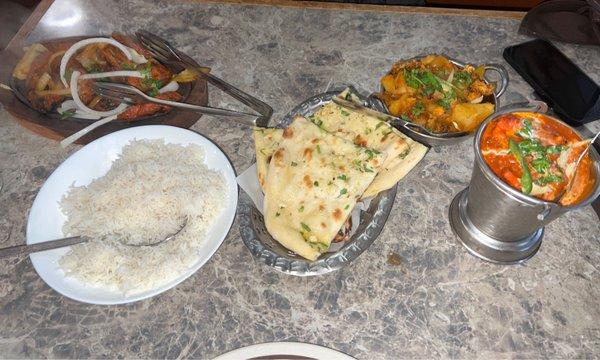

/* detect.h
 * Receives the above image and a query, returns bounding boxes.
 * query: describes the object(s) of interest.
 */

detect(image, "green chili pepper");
[509,138,532,195]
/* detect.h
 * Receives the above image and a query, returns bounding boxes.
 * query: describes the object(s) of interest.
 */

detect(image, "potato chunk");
[451,103,494,132]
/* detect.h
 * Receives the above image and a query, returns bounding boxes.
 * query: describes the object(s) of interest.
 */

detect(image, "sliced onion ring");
[59,99,77,112]
[159,81,179,94]
[58,100,102,119]
[125,46,147,64]
[70,71,128,117]
[470,95,484,104]
[79,70,144,80]
[60,38,132,86]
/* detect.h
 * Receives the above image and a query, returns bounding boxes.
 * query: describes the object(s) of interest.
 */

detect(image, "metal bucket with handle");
[449,102,600,264]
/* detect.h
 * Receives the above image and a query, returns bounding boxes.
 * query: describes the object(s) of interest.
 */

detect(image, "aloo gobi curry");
[378,55,495,134]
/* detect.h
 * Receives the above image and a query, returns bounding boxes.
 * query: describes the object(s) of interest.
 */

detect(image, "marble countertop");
[1,0,599,358]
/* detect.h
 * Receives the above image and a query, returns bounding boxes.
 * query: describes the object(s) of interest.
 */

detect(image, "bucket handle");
[496,99,548,114]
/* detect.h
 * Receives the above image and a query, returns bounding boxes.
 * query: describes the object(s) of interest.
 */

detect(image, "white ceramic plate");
[26,125,238,305]
[214,342,355,360]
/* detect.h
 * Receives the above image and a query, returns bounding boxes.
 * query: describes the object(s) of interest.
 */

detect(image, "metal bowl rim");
[472,108,600,209]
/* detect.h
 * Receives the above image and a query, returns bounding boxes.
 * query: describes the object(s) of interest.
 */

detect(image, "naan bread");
[253,93,428,198]
[312,99,428,198]
[253,127,283,189]
[263,116,385,261]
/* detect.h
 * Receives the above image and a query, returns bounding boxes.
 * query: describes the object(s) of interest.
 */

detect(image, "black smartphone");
[503,39,600,126]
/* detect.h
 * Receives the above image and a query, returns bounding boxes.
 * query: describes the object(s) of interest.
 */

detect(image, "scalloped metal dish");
[239,86,397,276]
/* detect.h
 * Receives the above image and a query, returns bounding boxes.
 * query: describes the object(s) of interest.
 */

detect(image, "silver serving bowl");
[239,86,397,276]
[371,55,509,147]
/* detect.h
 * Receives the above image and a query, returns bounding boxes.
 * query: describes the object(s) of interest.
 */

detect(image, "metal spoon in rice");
[0,217,188,259]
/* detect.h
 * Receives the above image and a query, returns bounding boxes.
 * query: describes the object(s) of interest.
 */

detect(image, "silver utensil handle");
[204,73,273,118]
[0,236,88,258]
[168,47,273,121]
[147,97,260,127]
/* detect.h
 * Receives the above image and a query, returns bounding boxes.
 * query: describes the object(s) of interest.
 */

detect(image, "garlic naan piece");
[253,127,283,189]
[311,97,427,198]
[253,101,427,198]
[263,116,385,261]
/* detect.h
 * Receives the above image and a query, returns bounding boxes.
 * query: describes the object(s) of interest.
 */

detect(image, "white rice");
[58,139,227,294]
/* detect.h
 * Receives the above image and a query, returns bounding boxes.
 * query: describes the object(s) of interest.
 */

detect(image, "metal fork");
[93,82,261,127]
[135,30,273,126]
[0,217,188,258]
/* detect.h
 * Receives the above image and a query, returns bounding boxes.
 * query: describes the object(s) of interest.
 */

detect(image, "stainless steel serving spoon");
[0,217,188,259]
[331,96,470,138]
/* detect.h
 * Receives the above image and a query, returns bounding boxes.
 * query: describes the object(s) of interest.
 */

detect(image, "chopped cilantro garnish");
[420,71,443,96]
[546,145,566,154]
[364,148,380,160]
[518,138,545,156]
[298,205,304,212]
[400,115,412,123]
[122,62,136,70]
[412,102,425,116]
[365,149,375,160]
[141,64,163,96]
[314,181,319,186]
[316,144,321,154]
[340,109,350,116]
[404,69,442,96]
[291,161,298,166]
[438,89,455,111]
[517,119,534,138]
[452,71,472,89]
[311,116,323,127]
[344,204,350,210]
[59,109,76,120]
[344,92,352,101]
[309,242,329,252]
[301,222,311,232]
[398,148,410,159]
[404,69,420,88]
[531,157,551,174]
[84,64,102,73]
[535,174,563,185]
[338,188,348,197]
[352,159,374,173]
[275,212,280,217]
[338,174,349,181]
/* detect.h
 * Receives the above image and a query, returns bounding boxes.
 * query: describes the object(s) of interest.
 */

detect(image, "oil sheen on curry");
[480,112,595,206]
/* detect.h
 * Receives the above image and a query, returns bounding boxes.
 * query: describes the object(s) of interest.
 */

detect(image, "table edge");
[180,0,526,19]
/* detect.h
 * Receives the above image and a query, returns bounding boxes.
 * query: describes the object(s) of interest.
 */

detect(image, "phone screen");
[503,39,600,125]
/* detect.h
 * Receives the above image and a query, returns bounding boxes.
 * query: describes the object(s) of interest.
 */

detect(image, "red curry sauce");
[480,112,595,206]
